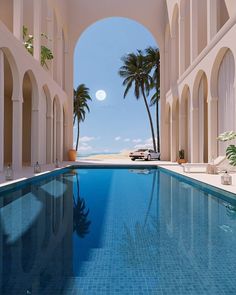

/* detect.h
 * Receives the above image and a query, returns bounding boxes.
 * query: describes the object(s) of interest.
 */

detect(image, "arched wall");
[217,49,235,155]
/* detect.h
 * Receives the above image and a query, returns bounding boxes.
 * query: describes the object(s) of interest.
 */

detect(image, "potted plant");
[68,149,77,161]
[177,149,186,164]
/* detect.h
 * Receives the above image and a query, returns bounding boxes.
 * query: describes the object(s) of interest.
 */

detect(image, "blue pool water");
[0,167,236,294]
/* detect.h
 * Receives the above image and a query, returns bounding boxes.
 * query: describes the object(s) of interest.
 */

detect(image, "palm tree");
[73,84,92,151]
[118,51,157,152]
[145,47,160,153]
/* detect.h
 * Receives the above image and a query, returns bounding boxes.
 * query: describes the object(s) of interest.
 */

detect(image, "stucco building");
[0,0,235,170]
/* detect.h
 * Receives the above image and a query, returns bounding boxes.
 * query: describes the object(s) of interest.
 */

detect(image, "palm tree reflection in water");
[121,169,159,267]
[73,174,91,238]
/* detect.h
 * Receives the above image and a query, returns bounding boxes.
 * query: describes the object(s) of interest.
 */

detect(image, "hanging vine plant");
[23,25,54,69]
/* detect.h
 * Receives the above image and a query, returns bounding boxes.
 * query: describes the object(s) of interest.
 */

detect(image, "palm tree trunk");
[156,93,160,154]
[141,85,157,152]
[76,120,80,151]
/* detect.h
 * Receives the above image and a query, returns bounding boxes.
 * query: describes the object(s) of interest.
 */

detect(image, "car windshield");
[137,149,147,152]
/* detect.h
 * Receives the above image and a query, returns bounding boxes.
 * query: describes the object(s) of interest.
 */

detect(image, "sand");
[81,150,131,160]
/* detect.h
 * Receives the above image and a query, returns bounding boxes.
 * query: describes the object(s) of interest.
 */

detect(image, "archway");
[192,72,208,162]
[53,96,62,162]
[217,49,235,155]
[43,85,53,164]
[180,86,190,161]
[2,51,13,166]
[73,17,159,157]
[22,70,39,166]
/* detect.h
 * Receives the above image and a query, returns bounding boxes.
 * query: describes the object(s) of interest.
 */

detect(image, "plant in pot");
[218,131,236,166]
[177,149,186,164]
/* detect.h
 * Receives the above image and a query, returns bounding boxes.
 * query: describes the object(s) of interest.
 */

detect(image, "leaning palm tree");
[73,84,92,151]
[145,47,160,153]
[118,51,157,152]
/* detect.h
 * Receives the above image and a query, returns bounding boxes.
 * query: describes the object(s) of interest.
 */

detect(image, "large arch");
[2,51,13,166]
[217,49,235,155]
[0,48,21,171]
[192,71,208,163]
[22,70,39,166]
[211,48,236,157]
[179,86,190,162]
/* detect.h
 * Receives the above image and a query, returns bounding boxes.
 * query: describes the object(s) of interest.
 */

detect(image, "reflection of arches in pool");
[21,186,37,273]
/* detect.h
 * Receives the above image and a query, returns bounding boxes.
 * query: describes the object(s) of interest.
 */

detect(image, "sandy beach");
[80,150,131,160]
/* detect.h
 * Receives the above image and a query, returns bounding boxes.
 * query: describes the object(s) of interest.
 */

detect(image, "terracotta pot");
[68,149,77,161]
[177,158,187,164]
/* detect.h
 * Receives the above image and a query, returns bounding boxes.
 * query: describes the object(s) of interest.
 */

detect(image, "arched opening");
[22,72,32,165]
[164,25,171,92]
[172,99,179,161]
[42,85,53,164]
[53,96,62,162]
[217,0,229,32]
[63,107,66,161]
[171,5,179,83]
[217,49,235,155]
[74,17,159,157]
[193,72,208,163]
[180,86,190,161]
[22,70,39,166]
[179,0,190,73]
[0,0,13,33]
[3,51,13,165]
[198,73,208,162]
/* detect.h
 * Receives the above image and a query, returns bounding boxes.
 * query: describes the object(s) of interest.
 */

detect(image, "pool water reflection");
[0,167,236,294]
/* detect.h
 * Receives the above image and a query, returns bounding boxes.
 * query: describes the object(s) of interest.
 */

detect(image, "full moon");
[96,90,107,101]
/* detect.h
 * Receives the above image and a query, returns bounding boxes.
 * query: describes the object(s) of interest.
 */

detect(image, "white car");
[129,149,160,161]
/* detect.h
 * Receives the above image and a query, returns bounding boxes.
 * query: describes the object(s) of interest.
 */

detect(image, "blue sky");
[74,17,158,155]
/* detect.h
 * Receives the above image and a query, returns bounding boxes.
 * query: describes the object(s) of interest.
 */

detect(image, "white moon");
[96,90,107,101]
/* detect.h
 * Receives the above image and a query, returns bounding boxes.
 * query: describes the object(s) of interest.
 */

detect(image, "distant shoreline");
[78,150,131,160]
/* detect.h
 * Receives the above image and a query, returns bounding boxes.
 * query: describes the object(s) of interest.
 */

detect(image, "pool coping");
[158,166,236,204]
[0,162,236,204]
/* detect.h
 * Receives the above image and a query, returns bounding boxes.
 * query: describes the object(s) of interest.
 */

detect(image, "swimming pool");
[0,166,236,294]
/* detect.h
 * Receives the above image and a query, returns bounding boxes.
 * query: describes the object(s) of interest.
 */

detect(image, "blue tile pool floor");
[0,167,236,294]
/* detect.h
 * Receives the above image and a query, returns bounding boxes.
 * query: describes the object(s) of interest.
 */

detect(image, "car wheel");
[131,158,135,161]
[147,154,151,161]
